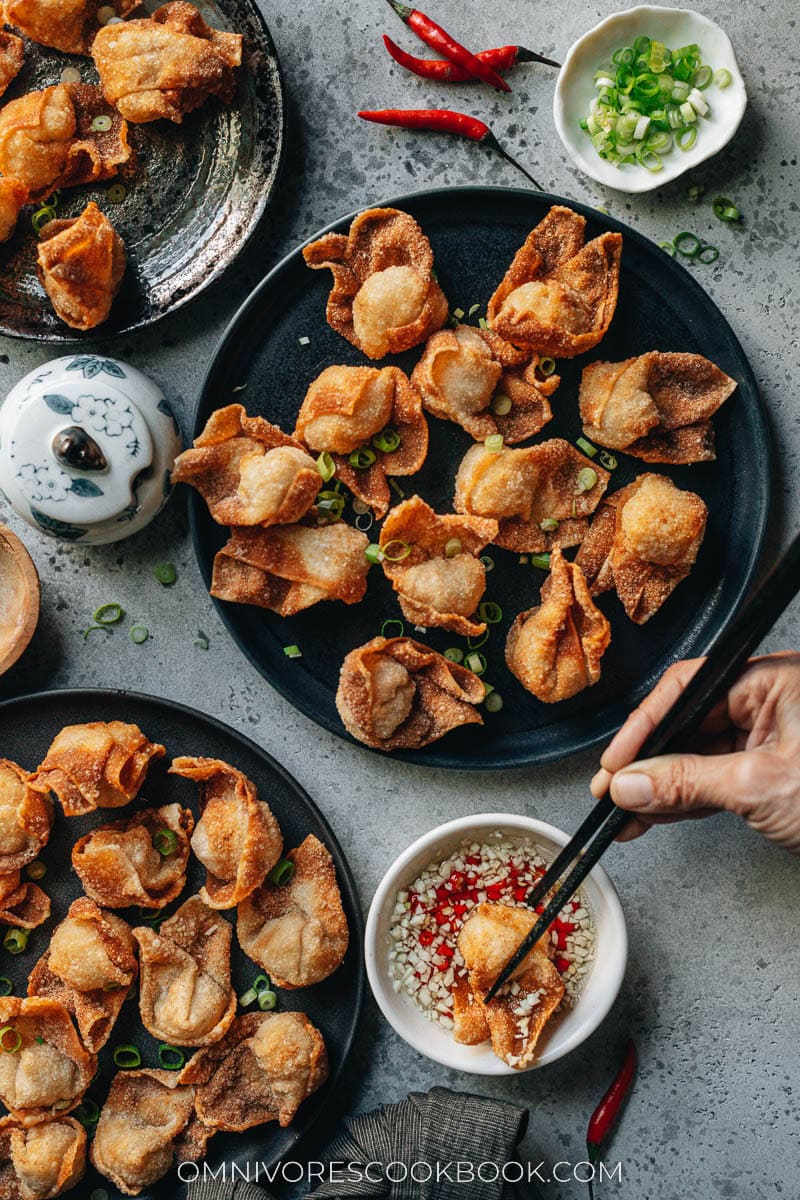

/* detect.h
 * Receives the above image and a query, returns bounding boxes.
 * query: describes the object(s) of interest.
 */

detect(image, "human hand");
[591,652,800,854]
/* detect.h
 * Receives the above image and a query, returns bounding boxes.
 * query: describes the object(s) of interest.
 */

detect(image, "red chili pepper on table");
[383,34,560,80]
[385,0,511,92]
[357,109,542,190]
[585,1040,638,1200]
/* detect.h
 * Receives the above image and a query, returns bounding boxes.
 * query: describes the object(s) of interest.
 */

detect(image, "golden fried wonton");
[5,0,135,54]
[72,803,194,909]
[169,756,282,910]
[27,898,136,1053]
[0,1114,86,1200]
[458,903,564,1069]
[0,177,28,243]
[576,473,707,624]
[487,205,622,358]
[336,636,485,752]
[0,997,96,1125]
[378,495,498,637]
[506,547,610,703]
[451,973,490,1046]
[0,759,53,875]
[37,201,126,331]
[0,871,50,930]
[92,1,243,125]
[411,324,559,443]
[303,206,449,359]
[454,438,609,554]
[0,31,24,97]
[91,1069,195,1196]
[211,521,371,616]
[171,403,322,528]
[30,720,165,817]
[294,364,428,519]
[579,351,737,463]
[133,895,237,1047]
[237,834,349,990]
[179,1011,328,1131]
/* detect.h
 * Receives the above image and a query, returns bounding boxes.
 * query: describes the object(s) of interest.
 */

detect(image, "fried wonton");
[0,760,53,876]
[451,973,490,1046]
[454,438,609,554]
[487,205,622,358]
[133,895,236,1047]
[211,522,371,616]
[37,201,126,331]
[506,547,610,703]
[27,899,136,1053]
[237,835,349,990]
[377,495,498,637]
[72,803,194,909]
[179,1011,328,1131]
[0,177,28,243]
[458,903,564,1069]
[0,872,50,930]
[294,364,428,519]
[30,720,165,818]
[0,1115,86,1200]
[303,206,449,359]
[0,83,131,203]
[169,756,282,910]
[5,0,135,54]
[575,473,707,624]
[411,324,559,443]
[92,1,243,125]
[336,636,485,752]
[0,31,24,97]
[0,998,96,1125]
[91,1069,195,1196]
[171,404,321,528]
[579,351,737,463]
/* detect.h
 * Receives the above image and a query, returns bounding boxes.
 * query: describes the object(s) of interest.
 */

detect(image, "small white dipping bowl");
[365,814,627,1075]
[553,5,747,193]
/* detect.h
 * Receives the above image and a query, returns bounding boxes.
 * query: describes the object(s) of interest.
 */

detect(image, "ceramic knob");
[0,354,182,544]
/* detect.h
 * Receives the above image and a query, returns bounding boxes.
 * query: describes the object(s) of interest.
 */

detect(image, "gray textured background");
[2,0,799,1196]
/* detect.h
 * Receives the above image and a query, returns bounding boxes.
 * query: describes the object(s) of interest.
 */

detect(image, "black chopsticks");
[484,529,800,1003]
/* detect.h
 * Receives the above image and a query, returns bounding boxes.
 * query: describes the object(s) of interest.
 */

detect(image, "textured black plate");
[191,186,771,771]
[0,0,285,341]
[0,689,364,1199]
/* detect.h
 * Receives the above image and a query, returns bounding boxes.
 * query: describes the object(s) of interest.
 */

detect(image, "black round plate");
[0,0,285,341]
[0,689,364,1199]
[191,186,771,771]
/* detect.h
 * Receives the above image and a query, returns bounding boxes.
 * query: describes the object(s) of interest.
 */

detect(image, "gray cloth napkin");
[188,1086,539,1200]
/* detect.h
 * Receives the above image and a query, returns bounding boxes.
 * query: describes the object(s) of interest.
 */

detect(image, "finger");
[610,750,752,817]
[600,659,707,774]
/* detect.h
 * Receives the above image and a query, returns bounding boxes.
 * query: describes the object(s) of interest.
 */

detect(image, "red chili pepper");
[357,109,542,190]
[418,929,434,946]
[385,0,511,92]
[383,34,560,81]
[586,1041,638,1197]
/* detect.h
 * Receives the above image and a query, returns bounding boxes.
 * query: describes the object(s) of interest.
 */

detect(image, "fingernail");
[612,772,654,809]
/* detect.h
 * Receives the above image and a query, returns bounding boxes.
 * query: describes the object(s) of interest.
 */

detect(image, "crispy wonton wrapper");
[411,324,559,443]
[91,1068,195,1196]
[378,495,498,637]
[27,898,137,1053]
[0,177,28,243]
[37,201,126,331]
[454,439,609,553]
[5,0,135,54]
[0,997,96,1125]
[0,759,53,875]
[487,205,622,358]
[506,547,611,703]
[92,1,243,125]
[579,351,737,463]
[171,403,321,527]
[133,895,237,1047]
[458,903,564,1069]
[169,756,282,909]
[0,871,50,930]
[336,636,484,752]
[237,834,349,990]
[0,1115,86,1200]
[294,364,428,519]
[0,31,24,98]
[179,1011,328,1131]
[303,206,449,359]
[72,803,194,909]
[451,973,490,1046]
[30,720,165,817]
[211,521,371,616]
[575,473,708,624]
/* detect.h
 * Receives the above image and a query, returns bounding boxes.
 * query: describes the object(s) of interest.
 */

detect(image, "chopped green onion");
[365,544,384,565]
[26,861,46,880]
[348,447,376,469]
[539,517,559,533]
[82,625,110,640]
[477,601,502,624]
[153,828,178,856]
[268,858,295,886]
[194,631,209,650]
[697,243,720,264]
[257,989,278,1011]
[464,652,487,676]
[452,307,465,320]
[389,478,405,499]
[484,434,504,453]
[158,1044,185,1070]
[317,490,345,522]
[714,67,731,88]
[381,618,404,638]
[31,207,56,233]
[298,335,310,346]
[598,451,618,470]
[130,625,149,645]
[94,602,124,625]
[479,555,494,572]
[107,183,126,203]
[484,691,504,713]
[491,394,512,416]
[712,196,740,222]
[575,467,599,493]
[467,629,489,650]
[316,451,336,482]
[153,562,176,586]
[687,183,705,200]
[91,114,113,132]
[575,437,598,458]
[677,126,697,150]
[0,1026,22,1053]
[673,231,702,257]
[252,974,271,992]
[538,356,556,376]
[468,303,480,317]
[372,427,401,454]
[113,1044,141,1069]
[282,644,302,661]
[444,537,462,558]
[3,929,28,955]
[692,64,713,89]
[530,553,551,570]
[0,978,11,997]
[239,987,257,1007]
[36,1035,44,1043]
[478,317,488,329]
[381,539,411,563]
[75,1099,100,1126]
[444,647,464,664]
[659,241,676,256]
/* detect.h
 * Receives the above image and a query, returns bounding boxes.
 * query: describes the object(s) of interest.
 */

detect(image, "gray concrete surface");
[2,1,799,1195]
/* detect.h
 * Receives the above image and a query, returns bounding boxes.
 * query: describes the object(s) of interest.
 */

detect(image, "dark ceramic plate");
[0,0,285,341]
[0,689,364,1199]
[190,186,771,770]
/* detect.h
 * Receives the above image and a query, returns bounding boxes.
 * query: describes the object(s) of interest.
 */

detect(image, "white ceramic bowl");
[365,814,627,1075]
[553,6,747,193]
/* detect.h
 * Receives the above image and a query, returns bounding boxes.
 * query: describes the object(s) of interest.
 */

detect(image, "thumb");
[610,752,748,818]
